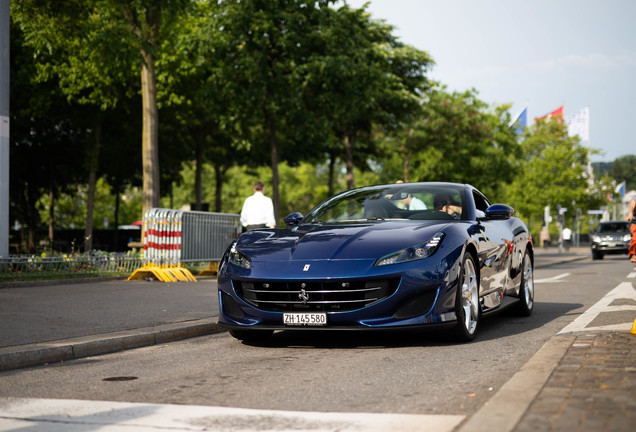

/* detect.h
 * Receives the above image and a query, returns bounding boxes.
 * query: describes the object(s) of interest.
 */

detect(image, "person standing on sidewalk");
[562,226,572,251]
[626,198,636,263]
[540,225,551,248]
[240,181,276,231]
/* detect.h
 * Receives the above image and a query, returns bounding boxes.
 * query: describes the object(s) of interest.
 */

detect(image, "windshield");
[304,184,465,223]
[597,222,629,233]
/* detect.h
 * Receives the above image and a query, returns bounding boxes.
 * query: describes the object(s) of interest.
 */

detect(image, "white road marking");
[627,272,636,278]
[558,282,636,334]
[0,397,465,432]
[535,273,570,284]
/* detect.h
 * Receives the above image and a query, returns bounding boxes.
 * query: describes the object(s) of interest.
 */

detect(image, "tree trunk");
[114,180,121,252]
[403,152,410,183]
[214,163,225,213]
[113,178,121,228]
[328,152,336,197]
[140,51,160,218]
[344,135,355,190]
[403,128,413,183]
[26,196,36,253]
[124,2,161,221]
[194,141,202,210]
[268,112,279,225]
[84,112,101,252]
[48,186,54,249]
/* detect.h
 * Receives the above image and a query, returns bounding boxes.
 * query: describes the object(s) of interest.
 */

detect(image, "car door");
[470,190,513,312]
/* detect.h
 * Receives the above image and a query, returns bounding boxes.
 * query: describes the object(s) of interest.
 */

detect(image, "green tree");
[157,0,245,213]
[213,0,338,223]
[504,119,599,236]
[13,0,191,239]
[9,20,89,252]
[609,155,636,192]
[12,0,138,249]
[307,5,432,190]
[381,85,520,199]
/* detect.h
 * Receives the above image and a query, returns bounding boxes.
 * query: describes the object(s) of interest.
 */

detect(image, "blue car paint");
[217,182,533,336]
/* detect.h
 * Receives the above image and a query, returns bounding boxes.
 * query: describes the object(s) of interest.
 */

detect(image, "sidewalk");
[2,246,634,431]
[515,332,636,431]
[0,277,221,371]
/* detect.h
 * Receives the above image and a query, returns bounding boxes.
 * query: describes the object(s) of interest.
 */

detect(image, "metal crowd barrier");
[0,255,142,281]
[128,208,241,282]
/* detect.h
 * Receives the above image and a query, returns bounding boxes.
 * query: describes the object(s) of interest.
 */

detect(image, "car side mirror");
[284,212,304,226]
[483,204,514,220]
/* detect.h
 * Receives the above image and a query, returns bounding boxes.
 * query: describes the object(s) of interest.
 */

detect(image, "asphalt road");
[0,256,631,419]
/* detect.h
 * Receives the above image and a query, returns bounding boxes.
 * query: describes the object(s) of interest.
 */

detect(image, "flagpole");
[587,107,592,179]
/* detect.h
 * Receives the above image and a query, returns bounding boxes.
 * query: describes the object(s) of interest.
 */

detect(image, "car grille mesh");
[233,279,399,312]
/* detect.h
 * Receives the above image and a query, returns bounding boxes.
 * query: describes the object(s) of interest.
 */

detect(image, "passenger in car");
[399,193,427,210]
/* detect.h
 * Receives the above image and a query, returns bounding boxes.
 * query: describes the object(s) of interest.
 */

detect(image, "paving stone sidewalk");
[514,332,636,432]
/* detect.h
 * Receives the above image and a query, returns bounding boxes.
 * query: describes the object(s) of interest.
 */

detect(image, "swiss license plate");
[283,312,327,326]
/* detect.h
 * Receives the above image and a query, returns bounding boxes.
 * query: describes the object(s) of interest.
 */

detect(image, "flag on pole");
[615,181,626,198]
[509,104,528,135]
[564,107,590,141]
[535,105,564,123]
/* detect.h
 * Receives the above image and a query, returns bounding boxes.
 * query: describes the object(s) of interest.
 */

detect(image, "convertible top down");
[218,182,534,342]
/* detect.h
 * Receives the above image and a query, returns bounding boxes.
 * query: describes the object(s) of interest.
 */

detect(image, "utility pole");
[0,0,10,258]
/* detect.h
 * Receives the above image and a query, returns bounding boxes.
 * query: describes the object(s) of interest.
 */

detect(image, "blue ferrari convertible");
[217,182,534,342]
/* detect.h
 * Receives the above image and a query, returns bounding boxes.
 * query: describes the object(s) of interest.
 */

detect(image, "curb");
[0,275,127,289]
[456,335,574,432]
[0,317,222,372]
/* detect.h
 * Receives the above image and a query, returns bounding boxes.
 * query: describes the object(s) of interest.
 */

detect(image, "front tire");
[451,254,480,342]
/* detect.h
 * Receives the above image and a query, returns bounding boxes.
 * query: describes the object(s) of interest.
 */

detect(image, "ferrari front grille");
[234,279,399,312]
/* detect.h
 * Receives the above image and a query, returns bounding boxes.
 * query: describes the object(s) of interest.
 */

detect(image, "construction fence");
[128,208,241,282]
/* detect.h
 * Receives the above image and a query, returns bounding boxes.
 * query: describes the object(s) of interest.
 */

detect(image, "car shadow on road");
[240,300,583,349]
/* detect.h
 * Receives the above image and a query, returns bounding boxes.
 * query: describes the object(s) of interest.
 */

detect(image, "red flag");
[535,105,564,123]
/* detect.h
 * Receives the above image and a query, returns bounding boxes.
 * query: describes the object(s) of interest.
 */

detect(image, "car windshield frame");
[303,184,467,223]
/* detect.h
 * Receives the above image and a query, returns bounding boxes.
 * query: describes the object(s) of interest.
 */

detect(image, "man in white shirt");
[240,181,276,230]
[562,226,572,251]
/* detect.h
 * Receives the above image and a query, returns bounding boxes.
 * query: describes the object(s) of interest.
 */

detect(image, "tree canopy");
[7,0,630,253]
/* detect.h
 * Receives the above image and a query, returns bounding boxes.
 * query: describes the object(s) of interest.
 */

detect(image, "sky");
[344,0,636,162]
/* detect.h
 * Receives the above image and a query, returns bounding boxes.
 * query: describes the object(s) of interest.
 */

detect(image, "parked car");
[217,182,534,343]
[590,220,631,260]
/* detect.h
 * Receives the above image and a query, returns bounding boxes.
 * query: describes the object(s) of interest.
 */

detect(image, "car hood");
[235,220,451,261]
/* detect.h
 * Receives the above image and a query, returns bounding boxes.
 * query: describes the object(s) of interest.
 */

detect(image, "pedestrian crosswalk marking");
[558,282,636,334]
[0,397,465,432]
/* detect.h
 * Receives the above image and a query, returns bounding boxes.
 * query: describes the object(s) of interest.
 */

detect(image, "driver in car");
[434,194,462,218]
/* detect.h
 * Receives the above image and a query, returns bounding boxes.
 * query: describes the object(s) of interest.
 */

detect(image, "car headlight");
[591,235,601,243]
[375,232,445,266]
[624,234,632,242]
[228,244,251,269]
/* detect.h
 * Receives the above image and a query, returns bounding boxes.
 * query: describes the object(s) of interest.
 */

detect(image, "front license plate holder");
[283,312,327,326]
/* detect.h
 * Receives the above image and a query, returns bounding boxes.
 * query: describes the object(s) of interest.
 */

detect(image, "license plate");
[283,312,327,326]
